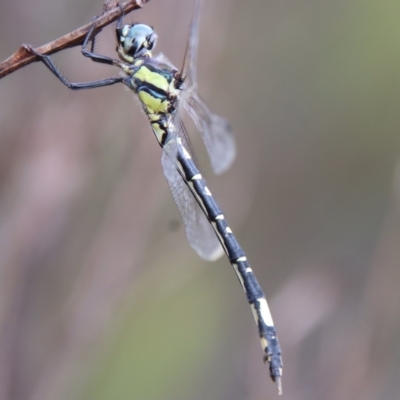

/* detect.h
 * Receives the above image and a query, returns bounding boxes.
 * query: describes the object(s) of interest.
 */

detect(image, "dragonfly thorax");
[116,23,158,63]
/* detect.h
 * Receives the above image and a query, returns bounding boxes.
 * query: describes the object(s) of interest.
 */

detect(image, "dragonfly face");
[116,23,158,62]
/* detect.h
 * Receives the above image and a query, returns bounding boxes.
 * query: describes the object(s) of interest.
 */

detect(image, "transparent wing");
[181,0,201,88]
[162,125,224,261]
[180,0,236,175]
[182,92,236,175]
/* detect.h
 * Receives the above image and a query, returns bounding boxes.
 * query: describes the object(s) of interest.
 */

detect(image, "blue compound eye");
[117,23,157,58]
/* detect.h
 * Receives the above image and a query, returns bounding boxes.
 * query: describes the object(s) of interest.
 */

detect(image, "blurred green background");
[1,0,400,399]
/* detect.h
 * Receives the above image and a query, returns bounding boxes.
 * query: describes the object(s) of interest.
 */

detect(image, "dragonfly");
[24,0,283,393]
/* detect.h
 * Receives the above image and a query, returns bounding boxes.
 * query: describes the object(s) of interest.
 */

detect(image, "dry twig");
[0,0,150,79]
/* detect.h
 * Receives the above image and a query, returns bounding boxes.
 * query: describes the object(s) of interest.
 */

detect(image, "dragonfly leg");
[116,4,124,31]
[81,16,123,67]
[23,44,124,90]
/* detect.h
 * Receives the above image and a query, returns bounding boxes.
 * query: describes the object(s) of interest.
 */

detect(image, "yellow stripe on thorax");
[134,66,169,92]
[138,91,169,114]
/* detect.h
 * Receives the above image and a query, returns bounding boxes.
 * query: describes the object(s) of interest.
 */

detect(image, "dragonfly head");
[116,23,158,62]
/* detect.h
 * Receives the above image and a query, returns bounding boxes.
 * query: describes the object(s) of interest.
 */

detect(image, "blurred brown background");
[1,0,400,399]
